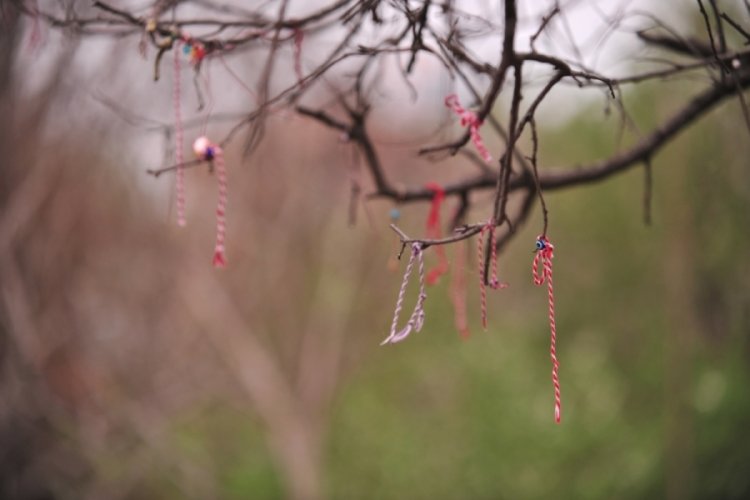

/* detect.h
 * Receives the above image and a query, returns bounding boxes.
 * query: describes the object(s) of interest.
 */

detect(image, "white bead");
[193,136,211,158]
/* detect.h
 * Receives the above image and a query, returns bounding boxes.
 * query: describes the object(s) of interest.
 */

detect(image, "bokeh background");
[1,1,749,499]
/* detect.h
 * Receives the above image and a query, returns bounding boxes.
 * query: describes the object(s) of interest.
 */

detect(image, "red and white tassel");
[533,235,561,423]
[193,136,228,268]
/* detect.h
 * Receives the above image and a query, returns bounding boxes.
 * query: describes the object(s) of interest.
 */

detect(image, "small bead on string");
[424,183,449,285]
[382,243,427,345]
[532,235,562,424]
[193,136,228,268]
[445,94,492,163]
[173,42,186,227]
[182,37,207,67]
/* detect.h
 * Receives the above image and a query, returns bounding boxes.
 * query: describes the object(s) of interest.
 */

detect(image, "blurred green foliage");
[322,83,750,499]
[155,80,750,499]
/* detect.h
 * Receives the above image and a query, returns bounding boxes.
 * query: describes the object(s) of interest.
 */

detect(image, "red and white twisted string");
[193,137,228,268]
[533,236,562,423]
[382,243,427,345]
[173,42,186,227]
[445,94,492,163]
[477,221,508,330]
[477,225,489,330]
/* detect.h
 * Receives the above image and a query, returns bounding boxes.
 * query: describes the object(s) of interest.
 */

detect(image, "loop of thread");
[445,94,492,162]
[193,136,228,268]
[424,182,449,285]
[382,243,427,345]
[532,235,561,424]
[173,43,186,227]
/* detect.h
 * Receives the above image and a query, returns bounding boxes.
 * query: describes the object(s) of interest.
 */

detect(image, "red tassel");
[424,182,449,285]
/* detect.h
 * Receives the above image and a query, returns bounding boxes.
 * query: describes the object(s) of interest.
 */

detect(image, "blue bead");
[204,147,215,160]
[183,44,191,54]
[389,208,401,221]
[535,239,546,251]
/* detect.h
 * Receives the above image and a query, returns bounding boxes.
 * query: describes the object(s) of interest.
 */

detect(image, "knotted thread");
[445,94,492,162]
[173,42,186,227]
[532,235,561,424]
[424,182,449,285]
[193,136,228,268]
[477,221,508,330]
[382,243,427,345]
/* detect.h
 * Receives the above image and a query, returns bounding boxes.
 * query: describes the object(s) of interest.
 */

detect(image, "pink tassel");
[533,236,561,424]
[424,182,449,285]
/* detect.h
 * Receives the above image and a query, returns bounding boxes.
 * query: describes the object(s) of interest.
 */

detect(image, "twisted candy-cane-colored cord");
[382,243,427,345]
[533,236,561,423]
[445,94,492,163]
[477,226,489,330]
[173,43,186,227]
[212,146,228,268]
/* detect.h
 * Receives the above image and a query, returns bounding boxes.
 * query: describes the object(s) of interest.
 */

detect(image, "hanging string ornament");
[532,235,562,423]
[424,182,449,285]
[476,221,508,330]
[382,243,427,345]
[173,41,186,226]
[193,136,228,268]
[444,94,492,163]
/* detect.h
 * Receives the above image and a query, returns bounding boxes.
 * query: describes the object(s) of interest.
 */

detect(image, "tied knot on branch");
[182,38,207,66]
[444,94,491,162]
[532,235,562,424]
[382,243,427,345]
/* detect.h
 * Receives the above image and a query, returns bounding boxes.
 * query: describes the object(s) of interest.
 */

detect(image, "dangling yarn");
[173,42,186,227]
[193,136,228,268]
[445,94,492,163]
[532,235,562,424]
[382,243,427,345]
[476,221,507,330]
[424,183,449,285]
